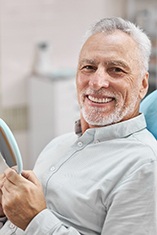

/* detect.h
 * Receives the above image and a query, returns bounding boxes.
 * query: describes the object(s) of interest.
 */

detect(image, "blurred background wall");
[0,0,156,169]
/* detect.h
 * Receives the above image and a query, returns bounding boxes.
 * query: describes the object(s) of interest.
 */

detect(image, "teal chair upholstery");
[140,90,157,140]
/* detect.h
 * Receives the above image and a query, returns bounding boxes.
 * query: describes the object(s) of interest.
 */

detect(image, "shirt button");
[77,141,83,147]
[10,223,16,229]
[50,166,56,172]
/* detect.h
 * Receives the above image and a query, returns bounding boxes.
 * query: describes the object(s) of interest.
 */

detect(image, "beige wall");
[0,0,126,107]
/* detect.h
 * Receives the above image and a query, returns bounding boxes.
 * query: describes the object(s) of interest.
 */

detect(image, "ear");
[139,72,149,100]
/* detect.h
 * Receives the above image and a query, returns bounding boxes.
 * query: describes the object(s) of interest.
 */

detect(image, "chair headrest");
[140,90,157,139]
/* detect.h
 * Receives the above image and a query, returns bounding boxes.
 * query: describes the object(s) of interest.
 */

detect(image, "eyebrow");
[79,59,97,66]
[106,60,129,69]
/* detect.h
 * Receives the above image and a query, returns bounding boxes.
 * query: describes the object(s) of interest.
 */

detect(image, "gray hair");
[83,17,151,73]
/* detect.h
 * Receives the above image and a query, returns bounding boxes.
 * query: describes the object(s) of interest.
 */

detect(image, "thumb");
[21,170,40,186]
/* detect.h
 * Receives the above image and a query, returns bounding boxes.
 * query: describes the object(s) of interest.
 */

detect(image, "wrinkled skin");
[76,31,149,133]
[0,169,46,230]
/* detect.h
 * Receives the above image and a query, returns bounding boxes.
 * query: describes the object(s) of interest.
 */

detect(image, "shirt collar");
[75,114,147,141]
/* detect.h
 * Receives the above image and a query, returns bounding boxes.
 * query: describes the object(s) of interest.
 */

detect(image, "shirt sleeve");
[24,209,82,235]
[101,161,157,235]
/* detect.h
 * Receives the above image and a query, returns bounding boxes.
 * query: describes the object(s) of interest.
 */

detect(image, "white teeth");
[88,95,112,103]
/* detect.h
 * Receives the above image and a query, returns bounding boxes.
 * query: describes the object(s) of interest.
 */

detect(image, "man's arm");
[1,169,82,234]
[101,161,157,235]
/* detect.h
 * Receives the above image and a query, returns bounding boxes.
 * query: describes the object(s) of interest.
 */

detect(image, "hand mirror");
[0,118,23,174]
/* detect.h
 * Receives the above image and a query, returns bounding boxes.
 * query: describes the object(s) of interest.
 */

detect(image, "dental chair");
[140,89,157,140]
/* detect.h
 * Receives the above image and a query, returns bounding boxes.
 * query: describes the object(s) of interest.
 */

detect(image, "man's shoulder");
[132,129,157,161]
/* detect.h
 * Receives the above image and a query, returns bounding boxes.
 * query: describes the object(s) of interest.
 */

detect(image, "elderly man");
[0,17,157,235]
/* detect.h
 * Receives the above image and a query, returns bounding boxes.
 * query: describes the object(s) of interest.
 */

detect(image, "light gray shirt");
[1,114,157,234]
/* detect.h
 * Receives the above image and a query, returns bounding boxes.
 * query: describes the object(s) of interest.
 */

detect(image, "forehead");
[79,30,138,63]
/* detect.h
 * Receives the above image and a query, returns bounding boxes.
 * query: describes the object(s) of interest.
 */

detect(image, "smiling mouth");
[87,95,114,104]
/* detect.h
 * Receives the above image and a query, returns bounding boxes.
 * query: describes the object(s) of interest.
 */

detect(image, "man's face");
[76,30,148,128]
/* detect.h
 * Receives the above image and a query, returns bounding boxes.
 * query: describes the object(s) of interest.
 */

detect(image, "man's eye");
[107,67,127,78]
[111,67,124,73]
[81,65,96,71]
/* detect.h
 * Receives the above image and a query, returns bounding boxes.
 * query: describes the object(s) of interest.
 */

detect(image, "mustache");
[80,88,117,98]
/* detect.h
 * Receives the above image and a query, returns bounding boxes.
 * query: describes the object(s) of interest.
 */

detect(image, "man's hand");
[1,168,46,230]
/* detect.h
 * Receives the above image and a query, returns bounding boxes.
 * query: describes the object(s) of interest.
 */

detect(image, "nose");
[88,69,109,90]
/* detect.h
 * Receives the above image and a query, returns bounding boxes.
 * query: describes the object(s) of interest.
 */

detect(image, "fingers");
[3,168,19,185]
[0,169,19,196]
[0,174,5,188]
[3,168,41,194]
[21,170,41,186]
[3,168,39,186]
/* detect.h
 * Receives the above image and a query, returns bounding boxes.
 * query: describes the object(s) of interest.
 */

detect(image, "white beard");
[80,89,139,126]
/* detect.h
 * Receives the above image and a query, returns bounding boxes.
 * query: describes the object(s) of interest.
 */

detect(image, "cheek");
[76,75,85,104]
[113,83,132,106]
[76,74,88,94]
[124,84,140,105]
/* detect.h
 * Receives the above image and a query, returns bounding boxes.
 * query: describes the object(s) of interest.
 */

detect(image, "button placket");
[50,166,56,172]
[77,141,83,147]
[9,223,16,229]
